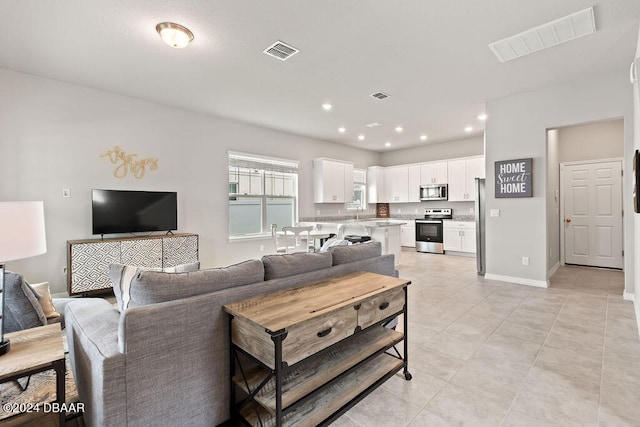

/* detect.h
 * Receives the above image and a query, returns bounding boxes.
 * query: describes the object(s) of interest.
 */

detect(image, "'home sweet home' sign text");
[495,158,532,198]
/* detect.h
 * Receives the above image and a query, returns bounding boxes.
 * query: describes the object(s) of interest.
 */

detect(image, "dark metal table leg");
[403,286,412,381]
[53,358,66,426]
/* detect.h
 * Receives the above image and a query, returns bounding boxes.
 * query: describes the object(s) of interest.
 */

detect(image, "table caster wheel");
[404,371,412,381]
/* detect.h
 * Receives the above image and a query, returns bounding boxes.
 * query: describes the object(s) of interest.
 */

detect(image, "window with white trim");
[346,168,367,210]
[228,152,299,238]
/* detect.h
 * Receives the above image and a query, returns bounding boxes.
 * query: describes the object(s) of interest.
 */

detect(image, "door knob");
[565,218,572,223]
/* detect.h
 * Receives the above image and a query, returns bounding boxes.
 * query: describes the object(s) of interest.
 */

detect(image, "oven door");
[415,219,444,254]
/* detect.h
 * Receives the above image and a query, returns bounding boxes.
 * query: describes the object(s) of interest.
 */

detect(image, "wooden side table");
[0,323,66,426]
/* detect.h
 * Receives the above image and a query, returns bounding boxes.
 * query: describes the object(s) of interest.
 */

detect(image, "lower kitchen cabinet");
[400,224,416,248]
[443,221,476,254]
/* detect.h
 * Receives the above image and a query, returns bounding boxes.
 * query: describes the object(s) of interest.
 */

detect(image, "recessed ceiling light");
[420,135,428,141]
[322,103,332,111]
[477,114,488,121]
[395,126,403,133]
[365,122,382,128]
[465,126,473,132]
[156,22,194,48]
[338,127,346,133]
[385,142,392,147]
[358,135,365,141]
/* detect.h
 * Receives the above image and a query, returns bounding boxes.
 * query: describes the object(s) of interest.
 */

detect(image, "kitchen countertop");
[314,218,407,227]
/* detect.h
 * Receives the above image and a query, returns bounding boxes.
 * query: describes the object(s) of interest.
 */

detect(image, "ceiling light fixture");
[338,127,346,133]
[385,142,392,147]
[322,103,333,111]
[395,126,403,133]
[465,126,473,132]
[420,135,428,141]
[477,114,488,121]
[358,135,365,141]
[365,122,382,128]
[156,22,194,48]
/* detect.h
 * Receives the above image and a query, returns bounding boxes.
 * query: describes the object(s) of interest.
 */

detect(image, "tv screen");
[92,189,178,235]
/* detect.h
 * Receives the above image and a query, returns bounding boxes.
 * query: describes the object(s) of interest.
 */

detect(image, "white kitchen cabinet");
[420,161,448,185]
[400,224,416,247]
[443,221,476,253]
[314,158,354,203]
[384,166,408,203]
[408,165,421,202]
[447,156,485,201]
[367,166,384,204]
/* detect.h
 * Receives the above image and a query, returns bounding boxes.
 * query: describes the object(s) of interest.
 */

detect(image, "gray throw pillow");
[3,271,47,333]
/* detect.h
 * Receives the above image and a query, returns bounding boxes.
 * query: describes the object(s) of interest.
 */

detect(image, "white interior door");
[563,160,623,269]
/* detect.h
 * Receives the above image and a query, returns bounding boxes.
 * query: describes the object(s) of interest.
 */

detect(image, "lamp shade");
[0,201,47,262]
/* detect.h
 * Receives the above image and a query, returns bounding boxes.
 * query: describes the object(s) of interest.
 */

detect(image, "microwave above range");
[420,184,448,201]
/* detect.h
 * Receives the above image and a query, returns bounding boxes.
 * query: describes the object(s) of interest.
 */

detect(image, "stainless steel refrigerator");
[475,178,486,275]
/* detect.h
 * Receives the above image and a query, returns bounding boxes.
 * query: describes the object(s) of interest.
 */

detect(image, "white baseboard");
[623,291,635,301]
[484,273,549,288]
[547,262,560,279]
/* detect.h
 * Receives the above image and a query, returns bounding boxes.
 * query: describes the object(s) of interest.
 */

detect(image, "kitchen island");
[304,219,406,265]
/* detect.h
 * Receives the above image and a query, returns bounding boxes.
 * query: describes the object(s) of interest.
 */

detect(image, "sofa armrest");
[64,299,126,427]
[119,293,229,426]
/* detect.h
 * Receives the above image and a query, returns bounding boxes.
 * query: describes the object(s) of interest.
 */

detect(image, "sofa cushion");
[126,259,265,308]
[262,251,332,280]
[110,262,201,312]
[331,241,382,265]
[3,271,47,332]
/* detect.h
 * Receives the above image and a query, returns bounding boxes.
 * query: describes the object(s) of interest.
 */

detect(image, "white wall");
[634,27,640,330]
[0,69,381,294]
[557,119,624,163]
[380,136,484,167]
[546,129,560,274]
[485,69,634,292]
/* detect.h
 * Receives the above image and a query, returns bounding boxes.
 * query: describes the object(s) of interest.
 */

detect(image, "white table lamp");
[0,201,47,356]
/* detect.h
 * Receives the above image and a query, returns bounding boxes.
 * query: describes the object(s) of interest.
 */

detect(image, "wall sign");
[495,158,532,198]
[101,146,158,179]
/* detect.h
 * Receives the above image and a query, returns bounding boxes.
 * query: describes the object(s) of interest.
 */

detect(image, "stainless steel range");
[415,208,452,254]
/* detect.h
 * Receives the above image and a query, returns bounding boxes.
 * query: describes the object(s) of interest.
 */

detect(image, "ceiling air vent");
[263,40,299,61]
[488,7,595,63]
[371,92,390,100]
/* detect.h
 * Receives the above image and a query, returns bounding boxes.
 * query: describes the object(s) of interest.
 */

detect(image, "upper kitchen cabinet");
[367,166,384,204]
[447,156,485,201]
[408,165,421,202]
[384,166,409,203]
[313,158,354,203]
[420,161,448,185]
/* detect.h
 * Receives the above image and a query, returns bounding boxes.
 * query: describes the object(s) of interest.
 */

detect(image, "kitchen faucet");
[356,206,363,221]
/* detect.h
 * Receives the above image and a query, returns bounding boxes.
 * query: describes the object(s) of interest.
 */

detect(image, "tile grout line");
[498,292,569,426]
[596,291,610,426]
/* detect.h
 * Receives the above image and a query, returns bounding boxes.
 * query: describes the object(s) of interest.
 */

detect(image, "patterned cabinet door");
[162,235,199,267]
[70,241,121,295]
[121,239,163,268]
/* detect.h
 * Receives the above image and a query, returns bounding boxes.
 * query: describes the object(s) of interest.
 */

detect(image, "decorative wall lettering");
[101,146,158,179]
[495,158,532,198]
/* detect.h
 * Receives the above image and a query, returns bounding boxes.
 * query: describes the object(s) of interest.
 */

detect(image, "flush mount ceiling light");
[395,126,403,133]
[465,126,474,132]
[358,135,365,141]
[156,22,194,48]
[420,135,428,141]
[365,122,382,128]
[488,7,595,63]
[322,103,333,111]
[338,127,346,133]
[385,142,392,147]
[477,114,488,121]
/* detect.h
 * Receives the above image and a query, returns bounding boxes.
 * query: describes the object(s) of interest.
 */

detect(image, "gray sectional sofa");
[64,241,397,427]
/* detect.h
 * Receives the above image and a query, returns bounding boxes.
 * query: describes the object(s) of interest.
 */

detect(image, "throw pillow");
[109,262,201,312]
[3,272,47,333]
[30,282,61,319]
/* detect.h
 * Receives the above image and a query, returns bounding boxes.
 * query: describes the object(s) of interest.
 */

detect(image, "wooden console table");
[0,324,66,426]
[224,271,411,426]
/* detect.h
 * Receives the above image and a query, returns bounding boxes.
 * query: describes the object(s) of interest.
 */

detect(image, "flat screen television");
[92,189,178,235]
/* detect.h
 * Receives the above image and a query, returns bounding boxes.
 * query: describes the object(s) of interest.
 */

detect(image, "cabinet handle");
[317,327,332,338]
[379,302,390,310]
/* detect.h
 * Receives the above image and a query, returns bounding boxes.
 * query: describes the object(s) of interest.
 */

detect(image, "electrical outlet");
[62,266,67,275]
[522,257,529,266]
[490,209,500,217]
[259,244,264,251]
[62,188,71,198]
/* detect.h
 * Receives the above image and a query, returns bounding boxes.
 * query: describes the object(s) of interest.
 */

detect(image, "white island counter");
[306,219,406,265]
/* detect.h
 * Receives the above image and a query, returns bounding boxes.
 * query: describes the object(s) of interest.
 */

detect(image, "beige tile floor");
[333,249,640,426]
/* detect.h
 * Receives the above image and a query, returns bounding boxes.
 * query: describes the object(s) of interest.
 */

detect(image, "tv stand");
[67,233,198,295]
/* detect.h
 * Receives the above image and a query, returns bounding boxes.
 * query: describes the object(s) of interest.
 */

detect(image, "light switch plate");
[490,209,500,217]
